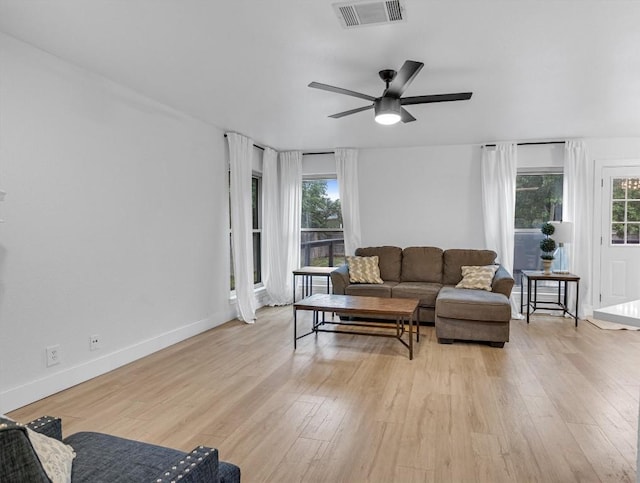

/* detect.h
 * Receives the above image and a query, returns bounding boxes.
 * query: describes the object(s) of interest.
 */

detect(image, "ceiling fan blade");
[308,82,376,101]
[329,104,374,119]
[400,92,473,105]
[400,108,416,123]
[384,60,424,98]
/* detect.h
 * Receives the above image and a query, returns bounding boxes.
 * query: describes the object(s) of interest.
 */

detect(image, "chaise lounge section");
[330,246,514,347]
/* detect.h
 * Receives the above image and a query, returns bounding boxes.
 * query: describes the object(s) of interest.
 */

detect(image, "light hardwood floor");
[9,307,640,482]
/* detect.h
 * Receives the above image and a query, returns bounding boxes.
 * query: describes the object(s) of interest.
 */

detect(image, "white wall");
[0,33,235,413]
[586,137,640,160]
[358,145,485,249]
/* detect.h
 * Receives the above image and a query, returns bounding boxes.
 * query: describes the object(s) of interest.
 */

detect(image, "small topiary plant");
[540,222,556,260]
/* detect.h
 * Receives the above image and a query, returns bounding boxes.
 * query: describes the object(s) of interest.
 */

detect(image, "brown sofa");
[330,246,514,347]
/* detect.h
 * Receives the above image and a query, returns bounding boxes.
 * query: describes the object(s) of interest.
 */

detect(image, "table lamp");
[549,221,573,273]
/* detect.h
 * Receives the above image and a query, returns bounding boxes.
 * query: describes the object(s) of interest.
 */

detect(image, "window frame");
[610,177,640,245]
[252,175,263,284]
[513,168,564,288]
[229,172,263,293]
[301,176,345,268]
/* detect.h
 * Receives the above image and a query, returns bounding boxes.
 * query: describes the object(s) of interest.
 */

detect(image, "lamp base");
[551,244,570,273]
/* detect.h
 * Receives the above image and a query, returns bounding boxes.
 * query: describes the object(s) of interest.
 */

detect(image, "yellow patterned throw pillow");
[455,265,498,291]
[346,256,384,284]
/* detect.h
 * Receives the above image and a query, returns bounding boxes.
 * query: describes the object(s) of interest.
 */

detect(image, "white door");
[599,166,640,307]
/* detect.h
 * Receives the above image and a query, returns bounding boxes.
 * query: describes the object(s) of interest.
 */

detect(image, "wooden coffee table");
[293,294,420,359]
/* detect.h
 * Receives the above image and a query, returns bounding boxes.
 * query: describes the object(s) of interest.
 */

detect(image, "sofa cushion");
[355,246,402,282]
[392,282,442,307]
[436,286,510,322]
[455,265,499,291]
[401,247,443,283]
[345,281,397,298]
[443,249,497,285]
[346,256,384,284]
[64,432,217,483]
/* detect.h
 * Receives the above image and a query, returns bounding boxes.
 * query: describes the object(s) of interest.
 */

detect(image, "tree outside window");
[302,180,342,229]
[515,174,563,229]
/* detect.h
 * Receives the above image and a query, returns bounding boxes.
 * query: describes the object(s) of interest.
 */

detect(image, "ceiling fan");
[308,60,472,125]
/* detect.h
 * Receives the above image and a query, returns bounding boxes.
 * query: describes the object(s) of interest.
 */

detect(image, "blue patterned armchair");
[0,416,240,482]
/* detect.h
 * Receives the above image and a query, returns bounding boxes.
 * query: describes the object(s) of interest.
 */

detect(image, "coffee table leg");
[526,275,531,324]
[409,314,413,360]
[294,307,297,349]
[520,272,523,314]
[575,280,579,327]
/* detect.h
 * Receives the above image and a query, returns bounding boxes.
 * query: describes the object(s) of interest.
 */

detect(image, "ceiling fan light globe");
[374,97,401,125]
[375,113,401,125]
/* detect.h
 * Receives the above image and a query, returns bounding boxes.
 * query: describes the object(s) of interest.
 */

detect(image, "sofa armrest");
[28,416,62,441]
[330,265,350,295]
[155,446,219,483]
[492,265,515,298]
[0,418,51,482]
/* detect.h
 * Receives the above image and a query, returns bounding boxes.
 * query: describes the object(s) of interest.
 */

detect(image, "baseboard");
[0,311,234,414]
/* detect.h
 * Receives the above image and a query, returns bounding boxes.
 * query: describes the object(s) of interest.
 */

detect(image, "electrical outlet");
[89,334,101,351]
[46,345,60,367]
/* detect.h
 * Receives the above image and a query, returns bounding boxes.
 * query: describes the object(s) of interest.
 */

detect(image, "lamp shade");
[549,221,573,243]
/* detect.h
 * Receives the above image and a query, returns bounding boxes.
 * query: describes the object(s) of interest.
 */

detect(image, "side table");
[520,270,580,326]
[292,266,334,303]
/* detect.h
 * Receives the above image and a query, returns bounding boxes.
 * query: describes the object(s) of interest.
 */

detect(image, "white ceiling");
[0,1,639,151]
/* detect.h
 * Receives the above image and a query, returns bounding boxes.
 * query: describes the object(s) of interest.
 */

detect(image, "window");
[611,177,640,245]
[301,178,345,267]
[230,175,262,291]
[251,176,262,282]
[513,172,563,283]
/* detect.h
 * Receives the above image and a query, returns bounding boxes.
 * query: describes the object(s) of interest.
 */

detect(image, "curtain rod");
[483,141,565,148]
[223,134,334,155]
[223,133,265,151]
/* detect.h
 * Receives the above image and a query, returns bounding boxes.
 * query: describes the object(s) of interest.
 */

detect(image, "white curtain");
[481,143,522,318]
[336,148,362,256]
[261,147,290,305]
[563,140,593,317]
[227,132,257,323]
[279,151,302,303]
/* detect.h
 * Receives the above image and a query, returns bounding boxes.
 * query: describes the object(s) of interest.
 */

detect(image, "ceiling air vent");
[333,0,406,29]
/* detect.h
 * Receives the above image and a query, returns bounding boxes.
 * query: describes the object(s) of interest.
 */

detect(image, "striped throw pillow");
[346,256,384,284]
[455,265,498,291]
